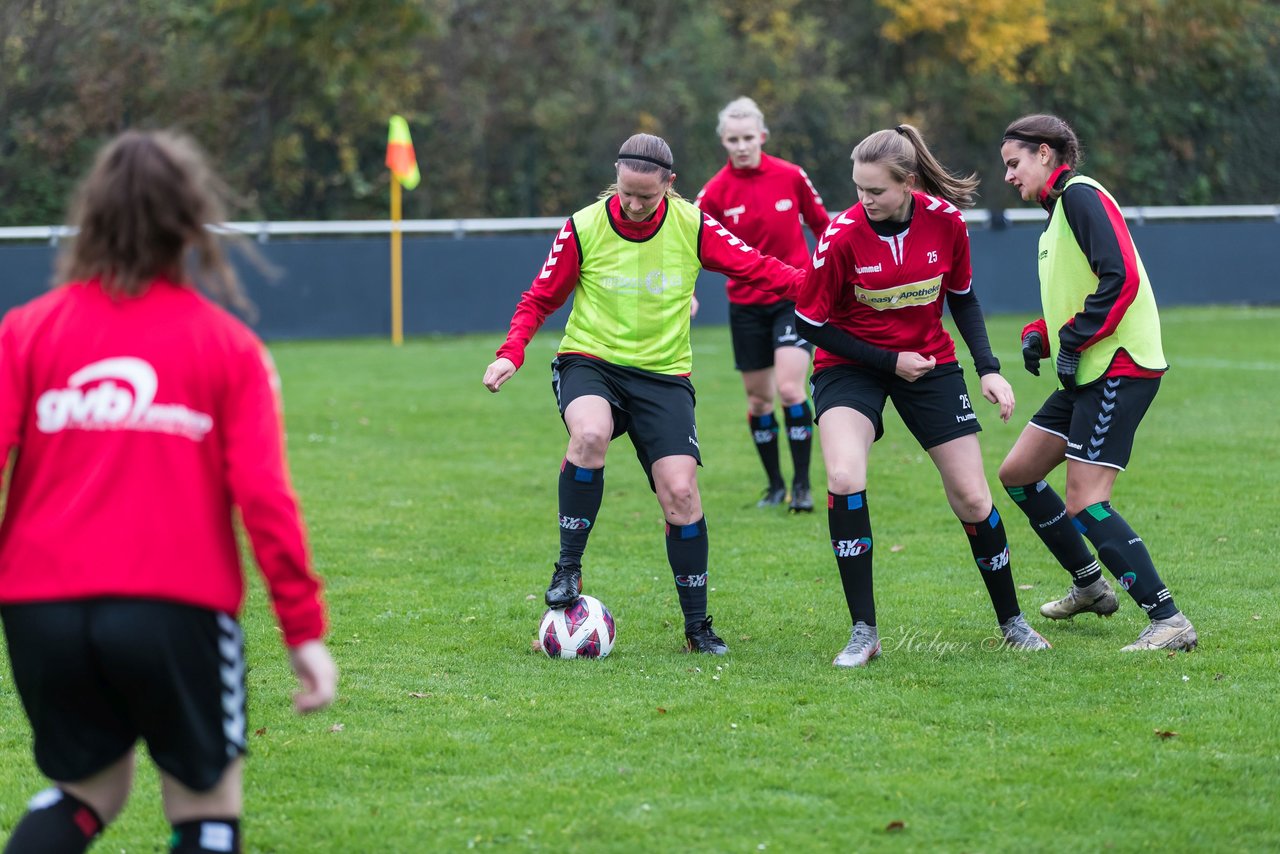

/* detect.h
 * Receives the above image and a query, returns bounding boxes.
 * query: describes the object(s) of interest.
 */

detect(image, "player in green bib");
[997,114,1196,652]
[484,133,803,654]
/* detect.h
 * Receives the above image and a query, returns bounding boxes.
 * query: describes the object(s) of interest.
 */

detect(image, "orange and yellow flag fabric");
[386,115,421,190]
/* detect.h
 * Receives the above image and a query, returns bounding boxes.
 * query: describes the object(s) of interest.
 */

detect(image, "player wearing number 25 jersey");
[790,124,1047,669]
[795,187,976,373]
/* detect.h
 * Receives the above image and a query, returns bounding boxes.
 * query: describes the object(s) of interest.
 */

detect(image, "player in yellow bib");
[484,133,802,654]
[997,114,1196,652]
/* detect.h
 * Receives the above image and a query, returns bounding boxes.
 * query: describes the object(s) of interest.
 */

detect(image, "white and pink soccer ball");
[539,594,615,659]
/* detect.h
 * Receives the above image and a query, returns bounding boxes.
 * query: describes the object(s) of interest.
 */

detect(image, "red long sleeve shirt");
[795,194,973,373]
[0,279,326,646]
[694,152,830,305]
[496,195,804,370]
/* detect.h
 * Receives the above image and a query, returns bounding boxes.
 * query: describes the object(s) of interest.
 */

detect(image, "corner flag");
[386,115,421,190]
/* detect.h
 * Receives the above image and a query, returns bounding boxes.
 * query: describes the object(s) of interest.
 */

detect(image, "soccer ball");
[539,595,615,659]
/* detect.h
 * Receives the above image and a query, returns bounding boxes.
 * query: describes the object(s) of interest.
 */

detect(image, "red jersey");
[694,152,829,306]
[496,195,803,370]
[0,279,326,647]
[795,192,973,373]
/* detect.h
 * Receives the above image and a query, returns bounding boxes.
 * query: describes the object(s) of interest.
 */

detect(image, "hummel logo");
[539,225,573,279]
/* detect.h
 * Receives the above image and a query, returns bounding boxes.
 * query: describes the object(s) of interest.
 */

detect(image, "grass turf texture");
[2,307,1277,851]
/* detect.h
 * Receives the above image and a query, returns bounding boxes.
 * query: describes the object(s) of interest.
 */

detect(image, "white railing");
[2,206,1276,244]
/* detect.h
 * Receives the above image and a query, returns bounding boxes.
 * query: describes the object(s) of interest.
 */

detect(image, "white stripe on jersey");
[538,223,573,279]
[921,193,959,215]
[811,210,856,269]
[799,168,824,207]
[877,228,909,265]
[702,214,754,252]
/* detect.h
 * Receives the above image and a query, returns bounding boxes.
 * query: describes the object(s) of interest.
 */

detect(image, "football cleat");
[1121,612,1198,652]
[999,613,1052,650]
[757,485,788,508]
[685,615,729,655]
[1040,577,1119,620]
[544,563,582,609]
[789,483,814,513]
[833,621,881,667]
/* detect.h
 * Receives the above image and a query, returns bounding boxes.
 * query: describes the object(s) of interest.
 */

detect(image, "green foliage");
[1,1,1277,226]
[2,308,1278,850]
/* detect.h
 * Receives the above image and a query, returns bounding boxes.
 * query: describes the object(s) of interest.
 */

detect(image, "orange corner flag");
[386,115,421,190]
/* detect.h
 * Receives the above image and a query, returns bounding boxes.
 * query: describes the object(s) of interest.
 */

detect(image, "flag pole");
[390,175,403,347]
[386,114,418,347]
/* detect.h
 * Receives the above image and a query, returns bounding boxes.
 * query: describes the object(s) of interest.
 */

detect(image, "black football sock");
[4,787,103,854]
[783,402,813,488]
[748,413,785,489]
[1004,481,1102,585]
[557,459,604,571]
[1073,502,1177,619]
[829,491,875,626]
[666,517,709,630]
[170,818,241,853]
[963,507,1021,624]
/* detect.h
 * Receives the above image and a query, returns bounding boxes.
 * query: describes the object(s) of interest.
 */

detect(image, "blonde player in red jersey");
[0,130,336,853]
[790,125,1048,666]
[694,97,830,512]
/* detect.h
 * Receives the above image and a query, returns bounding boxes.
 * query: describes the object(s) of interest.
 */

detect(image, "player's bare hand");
[483,357,517,393]
[981,372,1016,422]
[894,352,936,382]
[690,293,700,320]
[289,640,337,714]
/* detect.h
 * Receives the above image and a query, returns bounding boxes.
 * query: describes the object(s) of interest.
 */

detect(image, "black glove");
[1020,330,1044,376]
[1056,348,1080,391]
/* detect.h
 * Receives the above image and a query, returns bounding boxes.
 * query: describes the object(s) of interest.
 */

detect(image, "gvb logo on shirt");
[36,357,213,441]
[600,270,683,295]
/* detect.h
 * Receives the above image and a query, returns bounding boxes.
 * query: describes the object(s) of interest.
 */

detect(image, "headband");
[617,152,673,170]
[1003,131,1059,150]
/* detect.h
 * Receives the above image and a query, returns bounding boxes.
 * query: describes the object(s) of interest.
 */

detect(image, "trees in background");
[2,0,1276,226]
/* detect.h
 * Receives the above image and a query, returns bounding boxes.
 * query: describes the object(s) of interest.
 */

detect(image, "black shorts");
[728,301,813,372]
[811,362,981,449]
[551,355,701,488]
[2,599,247,791]
[1028,376,1160,470]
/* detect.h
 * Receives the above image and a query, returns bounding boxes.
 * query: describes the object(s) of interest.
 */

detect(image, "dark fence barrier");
[3,220,1275,340]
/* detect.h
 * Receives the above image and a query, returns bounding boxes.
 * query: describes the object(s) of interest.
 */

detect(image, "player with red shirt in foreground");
[695,97,830,512]
[791,124,1048,667]
[0,131,336,854]
[483,133,803,655]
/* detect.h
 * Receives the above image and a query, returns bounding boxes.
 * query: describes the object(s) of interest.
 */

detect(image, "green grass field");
[2,307,1278,852]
